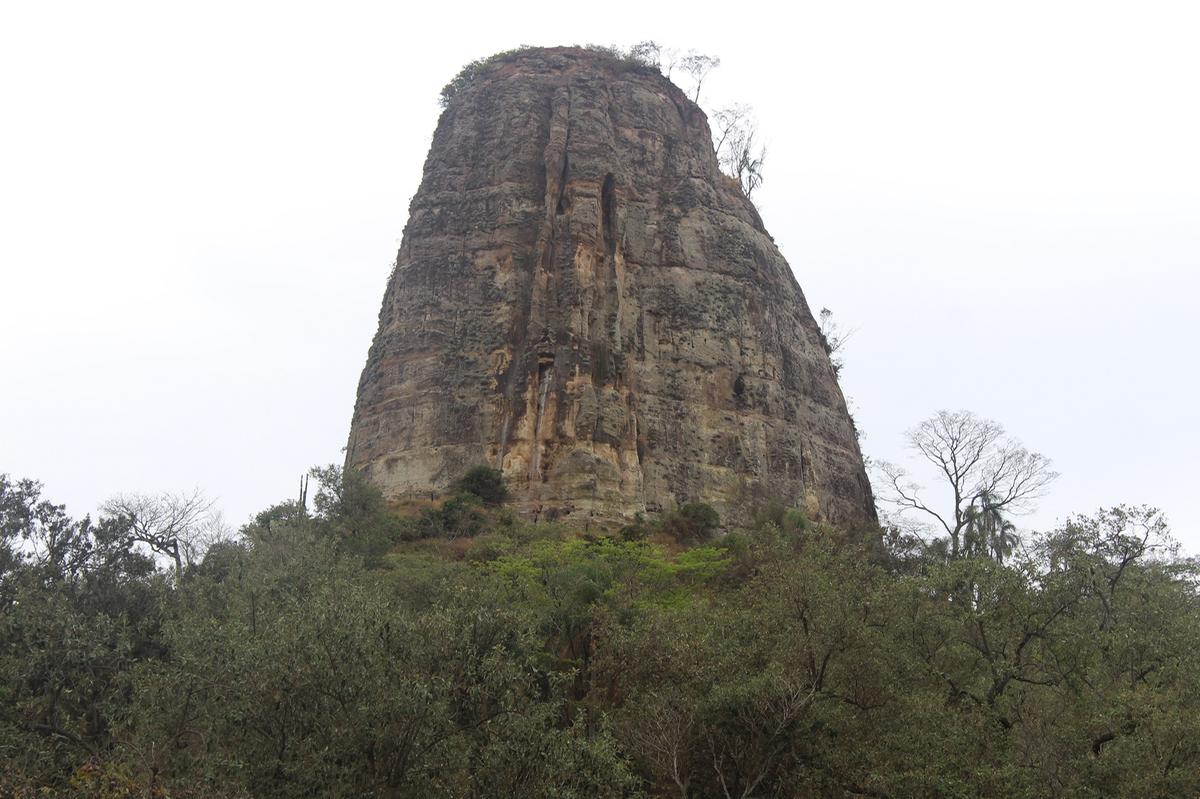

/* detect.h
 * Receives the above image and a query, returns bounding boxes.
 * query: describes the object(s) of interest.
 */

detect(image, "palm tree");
[963,490,1021,564]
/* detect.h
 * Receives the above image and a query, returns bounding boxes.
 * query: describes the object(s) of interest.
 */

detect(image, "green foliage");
[450,465,509,506]
[618,512,650,541]
[410,492,489,540]
[0,475,164,794]
[438,54,492,107]
[130,555,637,797]
[4,471,1200,797]
[307,464,405,556]
[657,501,721,545]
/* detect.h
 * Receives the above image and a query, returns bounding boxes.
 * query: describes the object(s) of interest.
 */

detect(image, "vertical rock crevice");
[530,359,555,482]
[601,172,617,256]
[554,153,570,215]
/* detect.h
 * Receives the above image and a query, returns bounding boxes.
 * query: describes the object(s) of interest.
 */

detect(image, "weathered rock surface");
[347,47,875,528]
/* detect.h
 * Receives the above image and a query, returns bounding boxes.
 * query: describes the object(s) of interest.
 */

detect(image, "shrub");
[619,512,650,542]
[413,493,489,540]
[451,465,509,506]
[439,45,656,107]
[659,502,720,544]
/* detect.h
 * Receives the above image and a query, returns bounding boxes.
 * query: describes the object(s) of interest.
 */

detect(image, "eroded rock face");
[347,47,875,528]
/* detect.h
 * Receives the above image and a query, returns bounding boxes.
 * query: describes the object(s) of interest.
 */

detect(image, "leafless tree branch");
[874,410,1058,558]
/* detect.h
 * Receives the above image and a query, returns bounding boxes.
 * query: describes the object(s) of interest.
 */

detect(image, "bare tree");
[680,51,721,103]
[102,489,228,580]
[628,40,663,70]
[817,307,856,375]
[710,104,750,154]
[624,692,696,799]
[875,410,1058,558]
[632,49,766,198]
[711,105,767,198]
[660,47,683,79]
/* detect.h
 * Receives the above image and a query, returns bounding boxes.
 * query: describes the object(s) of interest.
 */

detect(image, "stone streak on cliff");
[347,47,876,528]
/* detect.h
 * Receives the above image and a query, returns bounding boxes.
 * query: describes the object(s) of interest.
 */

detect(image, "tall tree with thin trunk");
[679,51,720,103]
[876,410,1057,558]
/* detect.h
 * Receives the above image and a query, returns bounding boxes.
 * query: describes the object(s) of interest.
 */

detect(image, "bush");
[308,465,404,556]
[451,465,509,506]
[659,502,720,544]
[413,493,488,540]
[438,45,657,107]
[619,512,650,541]
[750,500,810,542]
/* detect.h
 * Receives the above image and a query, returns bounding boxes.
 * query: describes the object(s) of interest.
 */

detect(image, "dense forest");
[2,458,1198,797]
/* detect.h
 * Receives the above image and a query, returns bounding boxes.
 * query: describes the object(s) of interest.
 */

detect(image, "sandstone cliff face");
[347,47,875,528]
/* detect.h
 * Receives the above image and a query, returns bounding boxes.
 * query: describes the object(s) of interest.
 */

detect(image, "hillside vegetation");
[2,468,1198,797]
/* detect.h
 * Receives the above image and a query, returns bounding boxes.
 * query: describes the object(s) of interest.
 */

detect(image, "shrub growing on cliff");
[438,53,492,107]
[411,492,489,540]
[659,501,721,545]
[438,44,655,108]
[452,465,509,506]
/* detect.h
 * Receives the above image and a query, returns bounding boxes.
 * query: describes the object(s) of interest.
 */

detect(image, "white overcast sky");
[2,1,1197,549]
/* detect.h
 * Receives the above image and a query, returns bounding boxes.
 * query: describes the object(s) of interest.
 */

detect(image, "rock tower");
[346,47,875,528]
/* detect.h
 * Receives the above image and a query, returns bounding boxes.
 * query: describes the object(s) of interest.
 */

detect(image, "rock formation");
[346,46,875,528]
